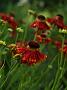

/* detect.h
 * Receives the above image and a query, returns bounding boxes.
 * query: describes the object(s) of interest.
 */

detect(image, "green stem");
[0,24,7,39]
[15,33,19,43]
[51,69,60,90]
[23,26,29,41]
[51,35,65,90]
[60,36,65,66]
[26,54,58,89]
[54,56,66,90]
[0,58,5,71]
[40,44,45,51]
[0,62,18,89]
[33,35,36,41]
[64,87,67,90]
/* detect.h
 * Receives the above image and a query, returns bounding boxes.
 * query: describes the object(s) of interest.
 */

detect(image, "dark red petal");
[45,38,52,44]
[64,25,67,29]
[54,20,64,29]
[38,22,50,30]
[16,47,26,54]
[64,40,67,44]
[54,41,62,49]
[63,45,67,53]
[30,21,38,28]
[46,18,54,23]
[30,20,50,30]
[21,49,47,65]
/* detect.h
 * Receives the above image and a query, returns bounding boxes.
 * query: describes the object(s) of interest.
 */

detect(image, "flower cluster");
[0,12,67,66]
[30,14,67,54]
[8,41,47,65]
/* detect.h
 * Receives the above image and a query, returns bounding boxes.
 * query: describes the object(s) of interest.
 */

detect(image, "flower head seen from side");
[0,13,8,21]
[21,41,47,65]
[7,16,18,30]
[0,12,18,29]
[36,33,52,45]
[0,12,18,37]
[7,16,18,37]
[53,14,64,29]
[8,42,28,60]
[30,15,51,31]
[36,33,46,43]
[59,45,67,54]
[30,15,51,41]
[44,38,52,45]
[47,14,64,29]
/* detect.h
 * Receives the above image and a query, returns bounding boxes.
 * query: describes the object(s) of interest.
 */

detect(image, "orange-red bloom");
[47,15,65,29]
[22,49,47,65]
[21,41,47,65]
[30,15,51,30]
[44,38,52,45]
[0,12,18,37]
[36,33,52,44]
[0,13,8,21]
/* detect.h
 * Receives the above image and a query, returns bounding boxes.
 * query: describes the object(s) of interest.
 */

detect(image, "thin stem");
[15,33,19,43]
[26,54,58,88]
[60,36,65,66]
[0,59,5,71]
[23,26,29,41]
[51,35,65,90]
[0,62,18,88]
[40,44,45,51]
[54,56,66,90]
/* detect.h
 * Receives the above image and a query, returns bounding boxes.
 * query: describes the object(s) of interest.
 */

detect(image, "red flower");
[36,33,47,43]
[16,47,27,54]
[46,18,54,24]
[0,13,18,29]
[45,38,52,45]
[30,15,51,30]
[0,13,18,37]
[36,35,43,43]
[22,50,47,65]
[60,45,67,54]
[36,33,52,44]
[7,16,18,30]
[21,41,47,65]
[0,13,8,21]
[16,41,27,54]
[54,41,62,49]
[7,16,18,37]
[47,15,64,29]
